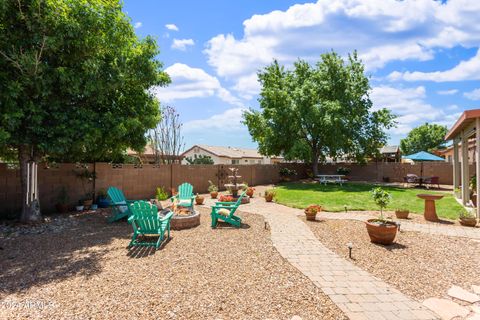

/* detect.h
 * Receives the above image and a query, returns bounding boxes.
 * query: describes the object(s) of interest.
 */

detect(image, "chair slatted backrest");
[130,201,159,233]
[107,187,126,204]
[178,183,193,199]
[228,190,246,217]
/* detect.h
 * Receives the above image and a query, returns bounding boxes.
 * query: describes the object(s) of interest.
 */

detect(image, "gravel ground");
[0,208,345,320]
[304,217,480,301]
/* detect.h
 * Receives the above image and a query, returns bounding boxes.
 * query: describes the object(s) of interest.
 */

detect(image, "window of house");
[245,160,249,163]
[257,160,262,164]
[231,159,239,164]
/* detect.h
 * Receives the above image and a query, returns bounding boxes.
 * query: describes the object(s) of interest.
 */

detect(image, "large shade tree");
[0,0,170,222]
[243,51,396,175]
[400,123,448,155]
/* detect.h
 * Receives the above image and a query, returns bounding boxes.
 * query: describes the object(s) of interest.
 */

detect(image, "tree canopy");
[400,123,448,155]
[185,154,214,165]
[243,51,395,175]
[0,0,170,221]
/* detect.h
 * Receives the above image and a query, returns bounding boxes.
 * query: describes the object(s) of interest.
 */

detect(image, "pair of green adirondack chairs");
[210,190,246,228]
[107,184,195,248]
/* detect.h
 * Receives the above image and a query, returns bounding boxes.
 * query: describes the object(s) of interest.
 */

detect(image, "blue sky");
[124,0,480,149]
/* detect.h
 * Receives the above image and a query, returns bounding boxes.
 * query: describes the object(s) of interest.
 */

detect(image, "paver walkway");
[237,199,438,320]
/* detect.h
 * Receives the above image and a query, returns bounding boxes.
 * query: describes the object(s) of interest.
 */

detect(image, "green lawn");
[274,182,464,220]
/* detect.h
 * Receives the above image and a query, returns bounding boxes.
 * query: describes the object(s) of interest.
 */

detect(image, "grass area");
[274,182,464,220]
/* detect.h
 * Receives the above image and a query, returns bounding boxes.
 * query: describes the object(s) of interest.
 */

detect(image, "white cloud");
[203,0,480,96]
[153,63,242,106]
[370,85,453,134]
[134,22,142,29]
[464,88,480,100]
[165,24,179,31]
[171,38,195,51]
[389,49,480,82]
[437,89,458,95]
[183,108,246,133]
[232,73,261,100]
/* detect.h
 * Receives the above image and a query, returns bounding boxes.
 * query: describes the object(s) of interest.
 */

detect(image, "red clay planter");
[365,219,398,245]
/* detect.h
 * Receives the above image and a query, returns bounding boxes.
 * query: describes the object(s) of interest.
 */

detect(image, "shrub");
[459,209,475,219]
[156,187,169,201]
[279,167,297,176]
[208,180,218,193]
[265,189,276,197]
[336,166,351,175]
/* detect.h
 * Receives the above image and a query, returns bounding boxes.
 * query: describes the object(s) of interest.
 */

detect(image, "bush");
[336,166,351,175]
[208,180,218,193]
[305,204,322,215]
[156,187,169,201]
[219,195,235,202]
[279,167,297,176]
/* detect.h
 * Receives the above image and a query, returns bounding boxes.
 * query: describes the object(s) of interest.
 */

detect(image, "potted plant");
[76,200,84,212]
[264,189,276,202]
[365,187,398,245]
[246,186,255,197]
[152,186,169,209]
[55,186,69,213]
[304,205,322,221]
[97,189,110,208]
[219,195,235,202]
[208,180,218,199]
[82,192,93,209]
[470,175,477,206]
[195,193,205,205]
[279,167,296,182]
[459,210,477,227]
[395,208,409,219]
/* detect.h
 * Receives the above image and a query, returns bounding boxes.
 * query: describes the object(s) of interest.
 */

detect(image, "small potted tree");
[55,186,69,213]
[365,188,398,245]
[264,189,276,202]
[208,180,218,199]
[246,186,255,197]
[459,210,477,227]
[304,205,322,221]
[195,193,205,205]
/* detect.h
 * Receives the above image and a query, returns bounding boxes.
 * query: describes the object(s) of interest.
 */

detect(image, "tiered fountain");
[224,167,249,204]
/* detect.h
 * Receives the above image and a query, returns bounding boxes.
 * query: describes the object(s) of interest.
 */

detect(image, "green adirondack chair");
[107,187,134,222]
[211,190,246,228]
[170,182,195,207]
[128,201,173,249]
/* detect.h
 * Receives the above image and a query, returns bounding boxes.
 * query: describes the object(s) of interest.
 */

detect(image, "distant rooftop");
[379,145,399,154]
[182,144,283,159]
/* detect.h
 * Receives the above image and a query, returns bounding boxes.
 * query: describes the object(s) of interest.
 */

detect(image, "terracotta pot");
[305,212,317,221]
[210,192,218,199]
[460,217,477,227]
[365,219,398,245]
[83,199,93,209]
[55,203,69,213]
[265,194,274,202]
[246,188,254,197]
[195,197,205,205]
[395,210,409,219]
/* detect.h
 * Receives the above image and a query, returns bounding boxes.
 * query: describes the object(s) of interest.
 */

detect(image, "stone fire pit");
[166,206,200,230]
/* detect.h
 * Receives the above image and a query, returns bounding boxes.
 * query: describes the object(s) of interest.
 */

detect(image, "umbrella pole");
[420,162,424,187]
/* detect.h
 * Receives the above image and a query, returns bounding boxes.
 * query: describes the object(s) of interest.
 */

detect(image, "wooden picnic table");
[316,174,347,185]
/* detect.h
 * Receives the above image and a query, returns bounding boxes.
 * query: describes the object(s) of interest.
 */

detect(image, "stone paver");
[236,199,438,320]
[423,298,469,320]
[448,286,480,303]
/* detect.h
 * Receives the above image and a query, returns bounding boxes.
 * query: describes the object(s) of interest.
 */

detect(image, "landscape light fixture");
[347,242,353,259]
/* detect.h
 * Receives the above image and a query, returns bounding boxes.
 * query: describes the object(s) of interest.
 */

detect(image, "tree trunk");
[311,149,319,177]
[19,145,42,223]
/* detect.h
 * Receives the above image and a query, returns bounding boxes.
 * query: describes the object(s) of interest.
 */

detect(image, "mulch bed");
[304,217,480,301]
[0,208,345,320]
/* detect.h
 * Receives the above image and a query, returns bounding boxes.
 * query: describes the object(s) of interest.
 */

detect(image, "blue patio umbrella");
[402,151,445,180]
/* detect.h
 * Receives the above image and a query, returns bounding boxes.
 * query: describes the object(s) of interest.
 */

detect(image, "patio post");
[477,118,480,217]
[453,139,460,191]
[461,129,469,205]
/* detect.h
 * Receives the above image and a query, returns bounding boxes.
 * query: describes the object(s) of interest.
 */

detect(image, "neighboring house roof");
[437,139,476,155]
[181,145,283,159]
[379,145,400,154]
[127,144,156,156]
